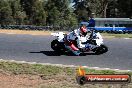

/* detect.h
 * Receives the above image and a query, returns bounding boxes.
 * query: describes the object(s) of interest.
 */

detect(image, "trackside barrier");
[0,25,77,31]
[0,25,132,34]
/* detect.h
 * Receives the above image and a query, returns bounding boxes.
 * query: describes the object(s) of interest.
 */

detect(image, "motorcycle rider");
[64,22,92,56]
[64,13,96,56]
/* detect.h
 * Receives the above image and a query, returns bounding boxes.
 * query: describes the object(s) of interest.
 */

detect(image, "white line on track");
[124,38,130,39]
[6,33,16,35]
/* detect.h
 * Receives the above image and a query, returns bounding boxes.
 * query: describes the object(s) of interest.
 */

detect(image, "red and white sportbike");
[51,32,108,55]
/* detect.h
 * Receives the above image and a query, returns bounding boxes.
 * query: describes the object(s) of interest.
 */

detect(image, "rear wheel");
[51,40,61,51]
[51,40,66,53]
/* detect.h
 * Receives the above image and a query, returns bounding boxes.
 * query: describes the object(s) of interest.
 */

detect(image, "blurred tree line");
[0,0,131,29]
[0,0,78,29]
[73,0,132,21]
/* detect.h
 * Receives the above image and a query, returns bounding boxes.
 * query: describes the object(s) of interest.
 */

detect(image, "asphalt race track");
[0,33,132,71]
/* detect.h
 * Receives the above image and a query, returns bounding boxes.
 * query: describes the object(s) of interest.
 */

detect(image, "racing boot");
[64,44,81,56]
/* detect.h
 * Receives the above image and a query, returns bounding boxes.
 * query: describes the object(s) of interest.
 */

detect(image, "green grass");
[0,61,77,77]
[84,68,116,74]
[0,61,131,75]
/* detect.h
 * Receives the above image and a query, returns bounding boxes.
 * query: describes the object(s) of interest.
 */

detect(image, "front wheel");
[95,44,108,55]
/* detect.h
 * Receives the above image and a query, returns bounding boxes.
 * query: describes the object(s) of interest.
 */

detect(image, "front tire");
[95,44,108,54]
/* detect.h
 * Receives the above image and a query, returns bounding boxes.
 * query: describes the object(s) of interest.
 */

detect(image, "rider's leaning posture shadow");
[29,51,97,56]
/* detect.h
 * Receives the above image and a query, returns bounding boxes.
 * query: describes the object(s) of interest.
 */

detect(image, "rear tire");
[51,40,60,51]
[51,40,66,54]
